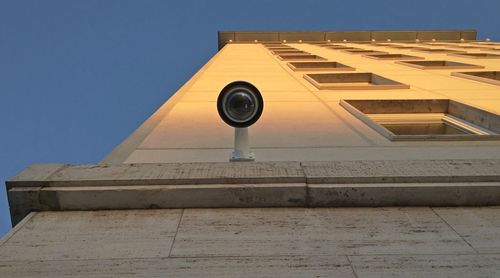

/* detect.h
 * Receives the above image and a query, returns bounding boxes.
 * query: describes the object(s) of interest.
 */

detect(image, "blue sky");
[1,0,499,237]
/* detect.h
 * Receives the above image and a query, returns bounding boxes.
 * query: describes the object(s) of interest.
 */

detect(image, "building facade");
[2,30,500,276]
[104,30,500,164]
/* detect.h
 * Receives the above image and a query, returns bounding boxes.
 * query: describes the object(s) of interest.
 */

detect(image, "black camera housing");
[217,81,264,128]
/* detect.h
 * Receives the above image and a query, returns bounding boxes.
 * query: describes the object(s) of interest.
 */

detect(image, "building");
[2,30,500,276]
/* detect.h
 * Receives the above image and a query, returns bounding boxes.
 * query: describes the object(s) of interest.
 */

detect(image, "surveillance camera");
[217,81,264,128]
[217,81,264,161]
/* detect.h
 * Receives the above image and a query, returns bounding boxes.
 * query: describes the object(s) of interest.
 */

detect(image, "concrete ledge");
[6,188,42,229]
[7,162,305,188]
[302,160,500,184]
[9,160,500,188]
[8,164,66,187]
[308,183,500,207]
[38,183,307,210]
[6,159,500,225]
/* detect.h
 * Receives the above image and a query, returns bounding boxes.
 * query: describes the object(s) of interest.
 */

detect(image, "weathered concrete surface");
[2,207,500,277]
[6,160,500,226]
[8,164,65,187]
[308,182,500,207]
[434,207,500,253]
[7,187,43,225]
[302,160,500,184]
[0,210,182,261]
[9,160,500,189]
[0,256,355,278]
[170,207,473,257]
[350,254,500,278]
[7,162,305,188]
[8,181,500,227]
[42,183,307,210]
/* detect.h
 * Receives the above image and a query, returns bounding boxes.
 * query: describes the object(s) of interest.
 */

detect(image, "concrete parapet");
[6,159,500,225]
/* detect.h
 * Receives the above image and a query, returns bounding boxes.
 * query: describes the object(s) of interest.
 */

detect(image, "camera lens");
[217,81,264,128]
[225,91,257,123]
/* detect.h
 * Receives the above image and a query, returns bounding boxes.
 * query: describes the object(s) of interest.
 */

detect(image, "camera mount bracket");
[217,81,263,162]
[230,127,254,161]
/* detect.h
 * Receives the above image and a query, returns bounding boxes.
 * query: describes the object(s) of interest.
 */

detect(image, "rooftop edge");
[218,30,478,49]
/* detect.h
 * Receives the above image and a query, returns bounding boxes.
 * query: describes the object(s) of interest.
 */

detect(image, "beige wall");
[104,42,500,163]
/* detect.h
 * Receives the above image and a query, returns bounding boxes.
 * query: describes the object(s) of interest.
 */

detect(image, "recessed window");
[324,46,359,50]
[303,72,409,90]
[388,45,419,49]
[422,43,451,46]
[342,49,388,55]
[412,48,465,53]
[395,60,484,70]
[451,71,500,86]
[382,122,470,136]
[394,41,420,44]
[374,114,475,136]
[364,53,424,60]
[448,53,500,59]
[308,42,330,46]
[265,45,294,49]
[266,46,295,50]
[272,50,310,55]
[340,99,500,141]
[277,54,326,61]
[262,43,283,46]
[447,45,493,50]
[287,61,355,71]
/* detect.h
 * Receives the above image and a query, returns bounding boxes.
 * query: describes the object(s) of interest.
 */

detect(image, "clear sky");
[1,0,499,237]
